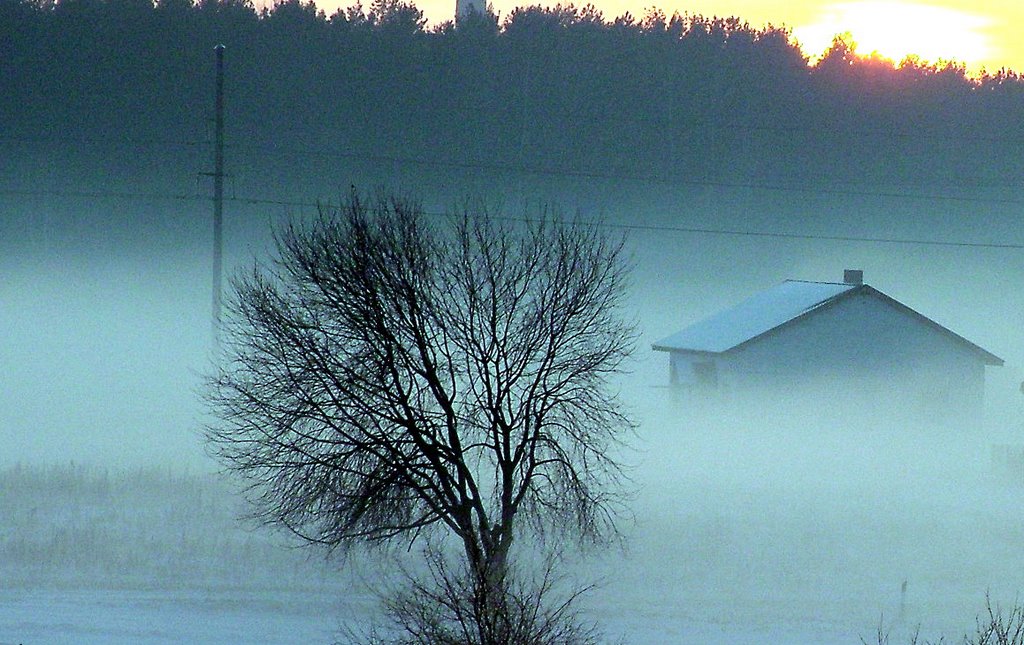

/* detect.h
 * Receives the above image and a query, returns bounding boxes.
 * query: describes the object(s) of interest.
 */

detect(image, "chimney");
[844,269,863,285]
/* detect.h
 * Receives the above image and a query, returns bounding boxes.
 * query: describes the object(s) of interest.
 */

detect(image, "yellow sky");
[334,0,1022,74]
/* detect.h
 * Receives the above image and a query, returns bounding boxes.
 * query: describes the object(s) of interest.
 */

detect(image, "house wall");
[670,291,987,427]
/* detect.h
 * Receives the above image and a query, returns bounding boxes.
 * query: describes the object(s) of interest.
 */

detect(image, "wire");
[589,220,1024,250]
[2,182,1024,252]
[0,135,207,148]
[221,194,1024,250]
[4,131,1022,203]
[215,144,1024,205]
[0,188,204,202]
[4,98,1021,145]
[1,185,1019,250]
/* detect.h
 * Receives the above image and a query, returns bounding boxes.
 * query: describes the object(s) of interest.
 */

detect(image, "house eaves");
[652,281,1004,367]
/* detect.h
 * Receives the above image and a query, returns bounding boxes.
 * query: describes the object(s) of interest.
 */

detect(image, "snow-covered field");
[0,588,355,645]
[0,594,884,645]
[4,427,1024,645]
[3,357,1024,645]
[0,586,899,644]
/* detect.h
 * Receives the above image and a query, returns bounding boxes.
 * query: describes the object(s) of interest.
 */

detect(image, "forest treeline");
[4,0,1024,203]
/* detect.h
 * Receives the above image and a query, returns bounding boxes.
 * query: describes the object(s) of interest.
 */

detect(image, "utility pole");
[212,44,225,347]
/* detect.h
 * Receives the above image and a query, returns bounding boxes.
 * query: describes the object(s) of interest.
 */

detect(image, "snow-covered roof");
[652,279,1004,365]
[653,280,855,354]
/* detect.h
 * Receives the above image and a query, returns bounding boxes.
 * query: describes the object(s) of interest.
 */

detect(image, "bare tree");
[204,193,635,640]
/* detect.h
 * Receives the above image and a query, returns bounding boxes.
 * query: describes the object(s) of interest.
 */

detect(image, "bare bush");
[966,596,1024,645]
[341,549,605,645]
[864,595,1024,645]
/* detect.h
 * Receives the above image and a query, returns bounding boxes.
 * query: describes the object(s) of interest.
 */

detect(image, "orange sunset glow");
[792,2,993,69]
[341,0,1021,74]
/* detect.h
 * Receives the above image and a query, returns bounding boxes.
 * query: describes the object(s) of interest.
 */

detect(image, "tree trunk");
[465,532,514,645]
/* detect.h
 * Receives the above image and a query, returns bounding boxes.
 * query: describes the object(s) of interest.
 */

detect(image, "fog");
[5,4,1024,640]
[5,179,1024,640]
[6,183,1021,470]
[588,376,1024,641]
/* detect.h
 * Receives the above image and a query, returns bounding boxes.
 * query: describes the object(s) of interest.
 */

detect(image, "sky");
[347,0,1024,74]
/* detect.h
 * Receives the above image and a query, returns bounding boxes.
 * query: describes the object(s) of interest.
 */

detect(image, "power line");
[0,188,204,202]
[8,160,1021,207]
[224,194,1024,250]
[1,187,1021,251]
[213,44,226,344]
[218,144,1024,205]
[4,101,1021,146]
[0,135,207,148]
[590,220,1024,250]
[2,155,1018,205]
[3,130,1022,202]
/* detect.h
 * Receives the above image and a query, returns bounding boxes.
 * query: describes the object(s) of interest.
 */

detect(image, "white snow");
[0,588,358,645]
[651,280,856,354]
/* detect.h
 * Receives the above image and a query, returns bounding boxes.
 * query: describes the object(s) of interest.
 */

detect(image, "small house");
[652,270,1003,425]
